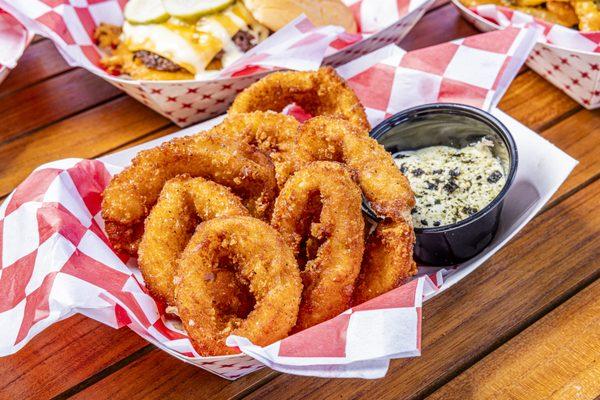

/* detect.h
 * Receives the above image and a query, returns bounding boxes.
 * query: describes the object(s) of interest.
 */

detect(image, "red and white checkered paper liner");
[452,0,600,109]
[0,9,31,85]
[0,0,433,126]
[0,27,541,380]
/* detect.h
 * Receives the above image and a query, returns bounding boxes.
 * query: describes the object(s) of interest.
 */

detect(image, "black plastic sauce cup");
[368,103,518,266]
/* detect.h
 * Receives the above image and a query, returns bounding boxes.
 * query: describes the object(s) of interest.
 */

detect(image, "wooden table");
[1,3,599,399]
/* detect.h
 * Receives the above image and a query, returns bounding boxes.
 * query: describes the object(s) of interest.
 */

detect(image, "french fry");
[547,1,579,25]
[514,6,577,25]
[515,0,546,7]
[571,0,600,31]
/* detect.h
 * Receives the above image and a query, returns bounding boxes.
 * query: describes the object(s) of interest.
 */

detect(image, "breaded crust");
[175,216,302,356]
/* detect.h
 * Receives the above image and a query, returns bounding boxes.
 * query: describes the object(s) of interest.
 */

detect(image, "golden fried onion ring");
[352,221,417,305]
[102,132,277,255]
[271,161,364,330]
[296,117,417,304]
[175,216,302,356]
[216,111,301,188]
[138,175,250,305]
[228,67,370,130]
[297,116,414,221]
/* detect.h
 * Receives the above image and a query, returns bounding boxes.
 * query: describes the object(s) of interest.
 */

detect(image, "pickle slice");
[162,0,235,19]
[125,0,169,24]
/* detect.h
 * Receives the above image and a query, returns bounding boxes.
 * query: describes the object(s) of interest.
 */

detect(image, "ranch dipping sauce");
[395,138,507,229]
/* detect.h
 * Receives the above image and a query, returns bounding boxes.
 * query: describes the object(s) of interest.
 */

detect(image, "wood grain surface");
[429,279,600,400]
[0,2,598,399]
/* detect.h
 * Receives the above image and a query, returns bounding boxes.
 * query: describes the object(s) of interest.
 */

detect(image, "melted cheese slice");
[122,21,222,74]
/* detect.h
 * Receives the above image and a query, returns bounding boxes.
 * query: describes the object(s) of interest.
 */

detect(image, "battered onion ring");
[175,216,302,356]
[138,175,250,305]
[296,117,417,304]
[228,67,370,130]
[101,132,277,255]
[352,221,417,305]
[271,161,364,331]
[297,116,414,221]
[215,111,300,187]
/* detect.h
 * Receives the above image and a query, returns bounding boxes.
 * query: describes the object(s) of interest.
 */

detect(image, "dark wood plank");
[429,279,600,399]
[499,70,581,132]
[400,3,479,51]
[240,178,600,400]
[69,348,274,400]
[0,96,170,197]
[0,68,121,143]
[541,109,600,201]
[0,39,71,97]
[0,315,147,399]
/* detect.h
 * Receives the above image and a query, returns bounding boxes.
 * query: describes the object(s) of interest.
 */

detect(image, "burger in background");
[94,0,356,80]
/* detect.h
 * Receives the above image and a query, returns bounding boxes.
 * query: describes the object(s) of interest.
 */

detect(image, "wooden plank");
[541,109,600,201]
[0,315,148,399]
[240,179,600,400]
[0,39,71,97]
[499,70,581,132]
[400,3,479,51]
[69,348,275,400]
[429,279,600,399]
[0,68,121,143]
[0,96,170,197]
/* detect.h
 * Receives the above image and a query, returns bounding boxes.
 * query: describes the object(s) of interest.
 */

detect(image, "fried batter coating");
[102,132,277,255]
[295,117,417,304]
[352,221,417,305]
[216,112,301,187]
[297,116,414,221]
[228,67,370,130]
[572,0,600,31]
[175,216,302,356]
[138,176,250,305]
[271,162,364,331]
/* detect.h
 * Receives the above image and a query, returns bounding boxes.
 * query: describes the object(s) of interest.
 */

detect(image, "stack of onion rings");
[138,175,250,305]
[102,128,277,256]
[100,67,417,355]
[271,161,364,331]
[294,116,417,305]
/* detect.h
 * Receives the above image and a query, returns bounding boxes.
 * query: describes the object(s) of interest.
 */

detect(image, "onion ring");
[228,67,370,130]
[297,116,414,221]
[271,161,364,330]
[296,117,417,304]
[352,221,417,305]
[102,132,277,256]
[216,111,300,187]
[138,175,250,305]
[175,216,302,356]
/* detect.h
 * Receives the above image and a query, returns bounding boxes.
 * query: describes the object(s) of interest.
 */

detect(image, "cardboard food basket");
[0,27,578,380]
[0,0,436,126]
[452,0,600,109]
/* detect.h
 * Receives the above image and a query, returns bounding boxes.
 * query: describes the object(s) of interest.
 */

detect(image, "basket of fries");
[452,0,600,109]
[0,0,434,126]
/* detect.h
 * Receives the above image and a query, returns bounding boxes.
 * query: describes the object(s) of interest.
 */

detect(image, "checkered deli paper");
[0,9,31,84]
[452,0,600,109]
[0,0,434,126]
[0,28,541,380]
